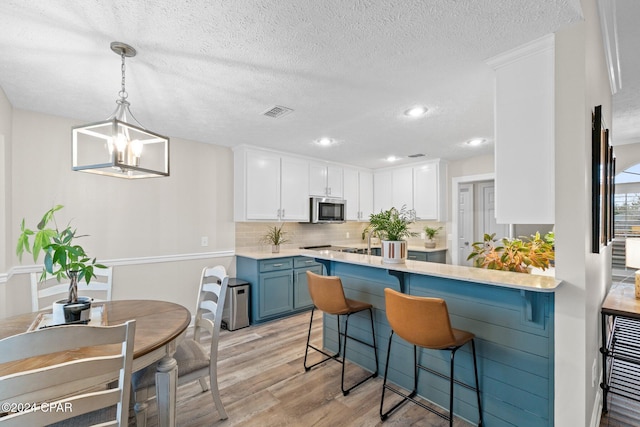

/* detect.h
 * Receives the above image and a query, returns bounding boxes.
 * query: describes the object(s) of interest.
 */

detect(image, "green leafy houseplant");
[467,232,555,273]
[260,223,290,253]
[424,226,443,240]
[423,225,442,248]
[16,205,105,303]
[367,206,418,242]
[366,206,418,264]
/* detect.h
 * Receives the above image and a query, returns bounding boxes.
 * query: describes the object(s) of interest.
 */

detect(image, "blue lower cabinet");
[258,270,293,318]
[237,256,323,324]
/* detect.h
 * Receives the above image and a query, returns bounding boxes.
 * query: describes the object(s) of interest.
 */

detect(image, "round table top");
[0,300,191,360]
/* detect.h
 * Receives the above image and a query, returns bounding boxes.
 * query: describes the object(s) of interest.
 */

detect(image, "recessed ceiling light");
[315,137,337,147]
[404,106,428,117]
[466,138,486,146]
[386,155,401,162]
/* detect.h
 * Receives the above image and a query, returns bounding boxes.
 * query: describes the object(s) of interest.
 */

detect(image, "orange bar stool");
[380,288,483,426]
[304,271,379,395]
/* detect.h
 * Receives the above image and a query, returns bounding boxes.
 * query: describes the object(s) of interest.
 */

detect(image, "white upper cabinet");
[242,150,281,221]
[413,161,446,221]
[374,160,447,221]
[373,170,392,213]
[392,167,413,210]
[234,147,309,221]
[487,34,555,224]
[343,168,374,221]
[280,157,310,221]
[309,163,343,198]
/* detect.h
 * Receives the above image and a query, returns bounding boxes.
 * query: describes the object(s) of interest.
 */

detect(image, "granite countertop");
[234,248,561,292]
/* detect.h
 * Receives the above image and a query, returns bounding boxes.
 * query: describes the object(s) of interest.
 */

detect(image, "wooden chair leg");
[209,366,228,420]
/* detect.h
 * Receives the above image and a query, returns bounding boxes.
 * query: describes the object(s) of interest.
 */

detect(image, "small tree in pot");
[16,205,105,322]
[423,226,442,248]
[367,206,418,264]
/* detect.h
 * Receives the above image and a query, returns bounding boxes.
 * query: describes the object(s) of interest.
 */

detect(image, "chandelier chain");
[119,51,128,100]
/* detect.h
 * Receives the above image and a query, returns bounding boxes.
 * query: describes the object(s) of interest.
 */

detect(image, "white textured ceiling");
[0,0,592,169]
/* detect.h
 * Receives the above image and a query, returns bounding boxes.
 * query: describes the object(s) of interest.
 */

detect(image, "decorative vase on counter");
[272,244,280,253]
[381,240,407,264]
[424,239,436,249]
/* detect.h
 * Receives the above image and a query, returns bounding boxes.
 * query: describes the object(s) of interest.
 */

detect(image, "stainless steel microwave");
[310,197,346,223]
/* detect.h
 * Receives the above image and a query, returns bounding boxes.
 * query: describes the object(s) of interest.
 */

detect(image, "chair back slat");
[0,320,135,427]
[30,267,113,311]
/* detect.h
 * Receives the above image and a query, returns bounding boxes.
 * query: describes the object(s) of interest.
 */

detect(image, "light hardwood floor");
[138,312,475,427]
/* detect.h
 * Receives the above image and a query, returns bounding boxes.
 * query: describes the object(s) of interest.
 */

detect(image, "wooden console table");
[600,283,640,412]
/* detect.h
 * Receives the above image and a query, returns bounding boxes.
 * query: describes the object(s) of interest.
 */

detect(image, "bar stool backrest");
[307,271,350,315]
[384,288,456,349]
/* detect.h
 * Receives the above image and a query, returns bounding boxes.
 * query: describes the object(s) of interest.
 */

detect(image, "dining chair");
[30,266,113,311]
[0,320,136,427]
[132,265,229,426]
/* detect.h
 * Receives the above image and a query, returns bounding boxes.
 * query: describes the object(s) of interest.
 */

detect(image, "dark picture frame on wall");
[592,105,615,253]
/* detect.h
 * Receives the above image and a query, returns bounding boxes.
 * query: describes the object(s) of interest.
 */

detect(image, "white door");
[477,181,509,239]
[458,183,474,266]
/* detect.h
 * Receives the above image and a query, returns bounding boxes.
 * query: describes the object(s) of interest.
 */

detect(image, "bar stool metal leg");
[340,308,378,396]
[304,307,378,396]
[380,333,483,425]
[304,308,340,371]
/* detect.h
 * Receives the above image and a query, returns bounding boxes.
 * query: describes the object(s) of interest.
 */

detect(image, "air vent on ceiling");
[408,153,425,158]
[262,105,294,118]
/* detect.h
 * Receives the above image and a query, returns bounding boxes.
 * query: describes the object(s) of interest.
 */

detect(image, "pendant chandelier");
[72,42,170,178]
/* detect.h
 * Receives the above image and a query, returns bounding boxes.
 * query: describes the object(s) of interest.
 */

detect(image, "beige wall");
[0,87,12,318]
[3,108,236,317]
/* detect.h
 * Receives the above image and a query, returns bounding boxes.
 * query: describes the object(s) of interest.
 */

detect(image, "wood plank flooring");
[600,393,640,427]
[135,311,640,426]
[138,312,474,427]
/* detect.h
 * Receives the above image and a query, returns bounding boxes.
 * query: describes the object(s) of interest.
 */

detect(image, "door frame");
[451,173,495,265]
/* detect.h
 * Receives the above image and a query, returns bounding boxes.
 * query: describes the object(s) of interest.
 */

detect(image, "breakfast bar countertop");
[235,248,561,292]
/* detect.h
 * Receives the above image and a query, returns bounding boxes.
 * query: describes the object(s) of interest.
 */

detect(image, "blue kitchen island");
[302,250,561,427]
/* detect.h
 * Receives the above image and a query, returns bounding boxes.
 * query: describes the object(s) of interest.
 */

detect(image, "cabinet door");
[309,163,329,196]
[359,171,374,220]
[293,264,322,309]
[327,166,343,198]
[407,250,428,262]
[374,170,392,213]
[258,270,293,320]
[281,157,310,221]
[246,151,281,220]
[343,168,360,221]
[413,163,438,220]
[392,167,413,210]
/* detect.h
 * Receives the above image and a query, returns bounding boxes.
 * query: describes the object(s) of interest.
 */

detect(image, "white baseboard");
[590,387,603,427]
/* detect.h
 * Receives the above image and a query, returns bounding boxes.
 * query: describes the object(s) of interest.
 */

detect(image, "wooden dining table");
[0,299,191,427]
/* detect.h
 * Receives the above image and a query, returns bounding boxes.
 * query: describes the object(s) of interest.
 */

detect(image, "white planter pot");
[381,240,407,264]
[52,297,92,324]
[424,239,436,249]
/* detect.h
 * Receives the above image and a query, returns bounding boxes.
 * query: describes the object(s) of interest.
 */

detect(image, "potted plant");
[367,206,418,264]
[16,205,106,323]
[466,232,555,273]
[260,223,290,253]
[423,226,442,248]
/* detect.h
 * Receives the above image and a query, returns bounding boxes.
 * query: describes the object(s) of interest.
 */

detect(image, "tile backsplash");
[235,221,446,250]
